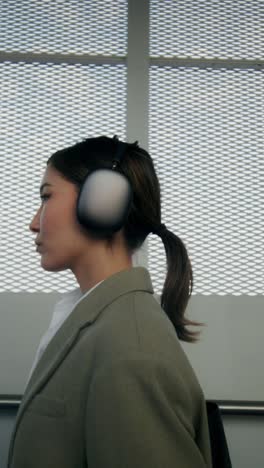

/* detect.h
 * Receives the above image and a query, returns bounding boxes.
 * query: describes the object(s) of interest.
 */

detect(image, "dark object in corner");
[206,401,232,468]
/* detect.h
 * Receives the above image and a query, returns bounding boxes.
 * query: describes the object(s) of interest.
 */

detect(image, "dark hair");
[47,136,201,342]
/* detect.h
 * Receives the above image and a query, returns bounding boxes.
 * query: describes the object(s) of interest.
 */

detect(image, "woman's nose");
[29,207,41,233]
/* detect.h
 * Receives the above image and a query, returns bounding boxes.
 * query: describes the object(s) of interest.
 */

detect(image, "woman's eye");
[40,194,50,202]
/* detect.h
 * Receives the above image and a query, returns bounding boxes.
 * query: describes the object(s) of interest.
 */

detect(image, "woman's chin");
[40,256,67,272]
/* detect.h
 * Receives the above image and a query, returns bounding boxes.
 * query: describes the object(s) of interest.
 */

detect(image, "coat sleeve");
[85,355,210,468]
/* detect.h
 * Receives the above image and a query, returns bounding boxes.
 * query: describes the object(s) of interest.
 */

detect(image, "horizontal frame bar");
[1,396,264,415]
[150,57,264,70]
[0,51,126,66]
[1,52,263,71]
[211,400,264,416]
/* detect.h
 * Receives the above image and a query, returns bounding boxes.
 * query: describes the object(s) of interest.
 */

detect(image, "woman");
[8,136,212,467]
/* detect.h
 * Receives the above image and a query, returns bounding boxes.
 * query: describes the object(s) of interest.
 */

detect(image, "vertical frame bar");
[127,0,149,267]
[127,0,149,151]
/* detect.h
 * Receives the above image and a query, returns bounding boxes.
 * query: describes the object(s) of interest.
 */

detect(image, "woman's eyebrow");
[40,182,53,194]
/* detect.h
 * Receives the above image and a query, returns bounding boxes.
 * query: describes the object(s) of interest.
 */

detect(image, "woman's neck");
[72,236,133,294]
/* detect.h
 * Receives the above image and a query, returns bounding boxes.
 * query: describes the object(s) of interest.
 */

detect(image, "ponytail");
[153,226,202,342]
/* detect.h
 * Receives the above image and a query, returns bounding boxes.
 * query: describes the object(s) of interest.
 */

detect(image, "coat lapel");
[8,267,153,463]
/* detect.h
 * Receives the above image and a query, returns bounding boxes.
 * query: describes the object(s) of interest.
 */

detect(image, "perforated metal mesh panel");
[0,62,126,292]
[150,0,263,59]
[149,66,263,295]
[0,0,127,55]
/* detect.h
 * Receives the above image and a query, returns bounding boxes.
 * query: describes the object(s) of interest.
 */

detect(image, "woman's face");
[30,164,89,272]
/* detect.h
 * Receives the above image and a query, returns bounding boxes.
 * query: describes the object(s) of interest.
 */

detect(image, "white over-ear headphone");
[76,136,132,235]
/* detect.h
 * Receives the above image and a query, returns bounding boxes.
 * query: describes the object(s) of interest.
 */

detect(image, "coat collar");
[28,266,153,390]
[29,266,152,393]
[9,267,153,462]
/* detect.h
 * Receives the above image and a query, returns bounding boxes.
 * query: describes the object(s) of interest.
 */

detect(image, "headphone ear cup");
[77,169,132,234]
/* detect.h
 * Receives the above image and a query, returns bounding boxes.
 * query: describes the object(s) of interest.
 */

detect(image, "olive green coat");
[8,267,212,468]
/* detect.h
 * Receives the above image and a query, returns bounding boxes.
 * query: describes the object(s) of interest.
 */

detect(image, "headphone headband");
[112,135,129,169]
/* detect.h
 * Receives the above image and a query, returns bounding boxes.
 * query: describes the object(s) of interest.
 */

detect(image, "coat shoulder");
[82,289,204,403]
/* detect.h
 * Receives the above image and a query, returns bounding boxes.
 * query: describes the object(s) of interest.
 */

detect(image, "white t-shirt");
[26,281,102,386]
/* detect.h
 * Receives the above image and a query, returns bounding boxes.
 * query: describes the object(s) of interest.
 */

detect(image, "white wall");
[183,294,264,401]
[1,292,263,400]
